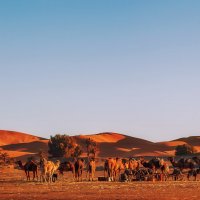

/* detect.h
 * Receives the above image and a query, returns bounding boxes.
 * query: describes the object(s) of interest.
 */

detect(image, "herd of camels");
[15,156,200,183]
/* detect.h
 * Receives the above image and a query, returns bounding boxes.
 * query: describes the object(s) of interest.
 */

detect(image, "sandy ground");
[1,166,200,200]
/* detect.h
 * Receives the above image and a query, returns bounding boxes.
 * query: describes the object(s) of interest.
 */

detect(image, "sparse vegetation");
[85,138,97,159]
[48,134,76,157]
[0,151,10,164]
[175,144,197,156]
[71,145,82,159]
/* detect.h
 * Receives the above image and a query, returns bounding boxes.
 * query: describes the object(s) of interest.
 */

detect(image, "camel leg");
[44,172,47,182]
[36,170,38,181]
[27,171,30,181]
[92,170,94,181]
[25,170,28,181]
[118,169,121,181]
[33,171,35,181]
[187,173,190,181]
[88,171,90,181]
[72,170,75,181]
[50,171,53,183]
[90,170,94,181]
[81,170,83,182]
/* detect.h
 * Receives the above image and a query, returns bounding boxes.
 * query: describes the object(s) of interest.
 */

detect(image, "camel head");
[139,157,145,164]
[159,158,165,166]
[15,160,23,168]
[40,157,48,168]
[54,160,60,170]
[192,156,200,164]
[55,160,60,166]
[168,157,174,162]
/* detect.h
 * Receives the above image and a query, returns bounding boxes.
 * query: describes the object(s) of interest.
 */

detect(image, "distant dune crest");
[0,130,200,160]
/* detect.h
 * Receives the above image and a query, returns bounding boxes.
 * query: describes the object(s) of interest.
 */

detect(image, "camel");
[140,157,169,180]
[123,158,140,181]
[140,157,160,173]
[128,158,140,171]
[113,158,125,181]
[74,159,84,181]
[58,161,75,179]
[158,162,170,181]
[192,156,200,167]
[168,157,196,172]
[104,158,125,181]
[16,160,38,181]
[104,158,116,181]
[87,158,96,181]
[40,158,60,183]
[169,168,184,181]
[187,168,200,181]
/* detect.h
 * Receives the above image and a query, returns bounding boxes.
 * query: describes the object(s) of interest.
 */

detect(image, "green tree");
[71,145,82,159]
[38,149,46,159]
[175,144,196,156]
[85,138,97,159]
[48,134,76,157]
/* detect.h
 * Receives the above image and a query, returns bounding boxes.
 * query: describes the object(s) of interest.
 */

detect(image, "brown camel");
[123,158,140,181]
[58,161,75,179]
[104,158,125,181]
[87,158,96,181]
[128,158,140,171]
[104,158,116,181]
[16,160,38,181]
[113,158,125,181]
[74,159,84,181]
[40,158,60,182]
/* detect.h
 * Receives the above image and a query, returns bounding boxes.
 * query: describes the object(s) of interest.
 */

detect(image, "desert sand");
[0,166,200,200]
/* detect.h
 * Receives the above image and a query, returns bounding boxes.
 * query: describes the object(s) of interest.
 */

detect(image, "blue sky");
[0,0,200,141]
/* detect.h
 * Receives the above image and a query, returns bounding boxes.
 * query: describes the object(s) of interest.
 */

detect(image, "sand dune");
[0,130,48,160]
[79,132,126,143]
[0,130,200,160]
[159,141,187,147]
[0,130,45,146]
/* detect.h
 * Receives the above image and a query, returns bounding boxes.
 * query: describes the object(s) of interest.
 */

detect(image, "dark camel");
[140,157,165,173]
[58,161,75,179]
[168,157,196,172]
[16,160,38,181]
[140,157,169,180]
[192,156,200,167]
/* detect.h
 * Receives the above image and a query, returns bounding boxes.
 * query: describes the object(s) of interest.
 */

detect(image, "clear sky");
[0,0,200,141]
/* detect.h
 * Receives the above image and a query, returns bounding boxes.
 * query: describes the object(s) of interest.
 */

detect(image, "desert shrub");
[0,152,9,164]
[175,144,196,156]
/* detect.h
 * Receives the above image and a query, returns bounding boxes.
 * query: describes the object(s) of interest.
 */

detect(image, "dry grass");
[0,166,200,200]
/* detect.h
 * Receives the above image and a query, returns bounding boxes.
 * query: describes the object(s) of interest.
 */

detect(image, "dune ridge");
[0,130,200,160]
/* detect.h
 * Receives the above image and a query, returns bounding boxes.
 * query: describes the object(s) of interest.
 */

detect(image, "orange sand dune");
[79,132,125,143]
[159,141,187,147]
[0,130,200,160]
[0,130,45,146]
